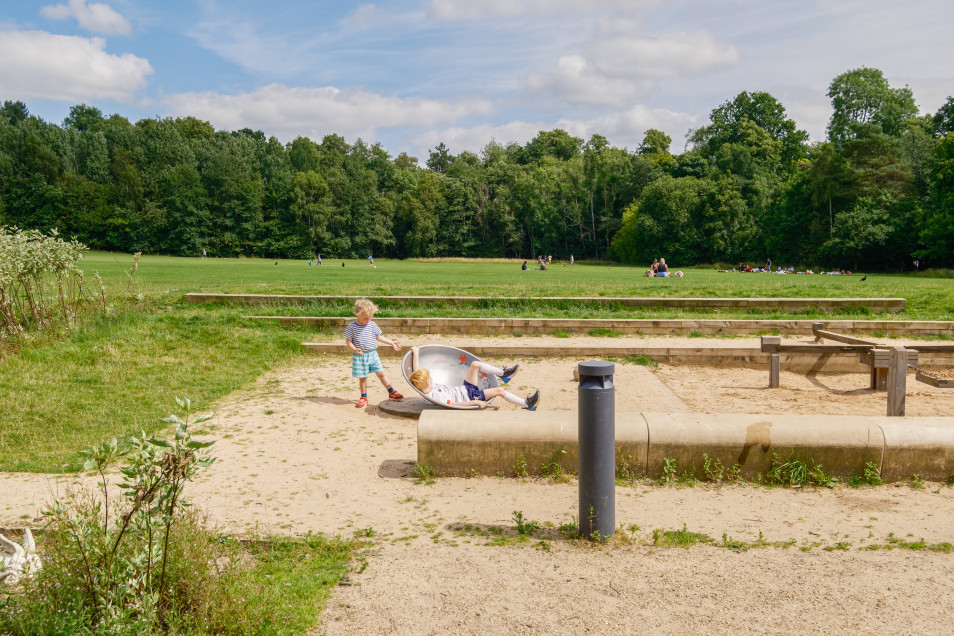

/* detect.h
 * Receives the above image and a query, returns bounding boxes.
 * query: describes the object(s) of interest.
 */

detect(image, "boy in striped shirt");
[344,298,403,408]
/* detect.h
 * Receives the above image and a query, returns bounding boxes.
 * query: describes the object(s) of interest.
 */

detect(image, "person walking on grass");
[344,298,403,408]
[409,346,540,410]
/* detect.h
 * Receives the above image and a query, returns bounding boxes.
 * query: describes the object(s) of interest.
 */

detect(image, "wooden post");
[812,322,825,342]
[887,346,909,417]
[762,336,781,387]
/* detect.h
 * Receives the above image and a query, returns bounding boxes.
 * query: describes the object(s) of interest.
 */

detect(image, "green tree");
[826,68,918,146]
[917,133,954,266]
[932,96,954,137]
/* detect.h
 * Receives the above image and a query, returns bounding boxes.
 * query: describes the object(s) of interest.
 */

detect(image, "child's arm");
[411,345,420,370]
[345,337,361,354]
[377,333,401,351]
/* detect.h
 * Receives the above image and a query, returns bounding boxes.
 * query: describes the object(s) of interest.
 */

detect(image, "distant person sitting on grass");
[409,346,540,410]
[522,260,528,270]
[344,298,403,408]
[656,258,669,277]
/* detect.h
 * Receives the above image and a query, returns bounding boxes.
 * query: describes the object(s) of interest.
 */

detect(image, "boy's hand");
[391,341,402,351]
[475,400,487,409]
[411,345,419,353]
[353,347,362,355]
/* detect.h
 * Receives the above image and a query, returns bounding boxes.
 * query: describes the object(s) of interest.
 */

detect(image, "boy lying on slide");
[408,346,540,410]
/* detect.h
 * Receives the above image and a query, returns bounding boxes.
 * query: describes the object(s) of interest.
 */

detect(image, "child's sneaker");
[523,390,540,411]
[355,397,368,408]
[389,391,404,401]
[501,364,519,384]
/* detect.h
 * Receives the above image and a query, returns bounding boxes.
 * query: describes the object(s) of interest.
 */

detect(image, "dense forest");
[1,67,952,270]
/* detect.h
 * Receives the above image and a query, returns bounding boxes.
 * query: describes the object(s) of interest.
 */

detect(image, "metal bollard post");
[577,361,615,541]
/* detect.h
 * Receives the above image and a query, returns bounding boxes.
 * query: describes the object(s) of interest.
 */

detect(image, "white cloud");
[163,84,495,143]
[587,30,741,80]
[527,55,656,107]
[0,28,151,101]
[40,0,131,36]
[410,105,699,157]
[428,0,656,20]
[526,18,740,108]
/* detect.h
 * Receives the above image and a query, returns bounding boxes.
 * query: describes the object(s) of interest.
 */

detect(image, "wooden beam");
[810,326,879,346]
[886,346,909,416]
[769,353,780,388]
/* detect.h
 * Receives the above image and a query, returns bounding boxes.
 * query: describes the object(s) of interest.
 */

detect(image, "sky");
[2,0,953,160]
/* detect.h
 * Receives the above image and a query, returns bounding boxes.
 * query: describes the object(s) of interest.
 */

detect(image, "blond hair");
[409,368,430,392]
[353,298,378,316]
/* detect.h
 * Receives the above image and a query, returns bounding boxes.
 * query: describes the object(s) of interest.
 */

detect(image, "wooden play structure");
[761,323,954,416]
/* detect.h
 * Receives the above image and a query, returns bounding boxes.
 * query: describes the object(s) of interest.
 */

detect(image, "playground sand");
[2,335,953,634]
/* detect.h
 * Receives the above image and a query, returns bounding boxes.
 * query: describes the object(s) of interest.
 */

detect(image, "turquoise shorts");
[352,350,383,377]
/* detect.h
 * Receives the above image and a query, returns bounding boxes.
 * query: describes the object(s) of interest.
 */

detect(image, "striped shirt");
[344,320,381,352]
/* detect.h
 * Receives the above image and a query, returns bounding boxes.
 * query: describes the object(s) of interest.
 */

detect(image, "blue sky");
[2,0,953,159]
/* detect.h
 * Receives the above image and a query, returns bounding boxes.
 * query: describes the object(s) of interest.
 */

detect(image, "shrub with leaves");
[0,398,216,634]
[0,226,92,337]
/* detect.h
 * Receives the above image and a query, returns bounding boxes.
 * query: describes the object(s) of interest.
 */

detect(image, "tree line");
[1,67,952,270]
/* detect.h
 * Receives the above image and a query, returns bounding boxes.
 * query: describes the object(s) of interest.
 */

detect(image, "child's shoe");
[523,390,540,411]
[389,391,404,401]
[355,396,368,408]
[501,364,519,383]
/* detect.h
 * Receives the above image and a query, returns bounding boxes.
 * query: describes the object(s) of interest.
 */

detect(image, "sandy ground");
[3,335,954,634]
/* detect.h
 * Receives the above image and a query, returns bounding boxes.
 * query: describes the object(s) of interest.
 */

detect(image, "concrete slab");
[265,315,954,337]
[880,418,954,481]
[417,410,954,481]
[417,410,649,478]
[645,413,884,479]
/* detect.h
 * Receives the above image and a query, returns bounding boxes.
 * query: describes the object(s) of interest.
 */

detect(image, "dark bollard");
[577,360,615,541]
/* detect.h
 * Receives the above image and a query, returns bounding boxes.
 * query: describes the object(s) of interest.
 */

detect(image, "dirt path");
[3,336,954,634]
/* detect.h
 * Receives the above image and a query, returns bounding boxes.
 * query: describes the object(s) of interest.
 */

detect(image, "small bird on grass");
[860,275,867,281]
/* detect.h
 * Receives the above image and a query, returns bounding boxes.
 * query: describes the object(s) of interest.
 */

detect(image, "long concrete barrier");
[304,342,954,372]
[417,411,954,482]
[258,315,954,337]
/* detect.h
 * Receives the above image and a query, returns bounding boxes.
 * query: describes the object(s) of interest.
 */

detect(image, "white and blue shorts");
[352,350,384,377]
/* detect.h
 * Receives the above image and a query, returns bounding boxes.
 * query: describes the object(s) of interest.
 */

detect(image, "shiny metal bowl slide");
[401,344,500,409]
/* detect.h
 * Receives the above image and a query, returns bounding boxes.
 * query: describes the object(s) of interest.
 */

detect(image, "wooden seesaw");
[760,322,954,416]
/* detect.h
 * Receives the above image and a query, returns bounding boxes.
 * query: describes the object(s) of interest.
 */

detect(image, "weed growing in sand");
[660,457,678,484]
[849,461,884,487]
[702,453,724,482]
[623,354,658,369]
[616,446,641,485]
[513,454,529,478]
[652,524,714,548]
[552,330,571,338]
[540,445,568,480]
[765,454,837,488]
[908,474,926,489]
[413,462,436,484]
[513,511,541,537]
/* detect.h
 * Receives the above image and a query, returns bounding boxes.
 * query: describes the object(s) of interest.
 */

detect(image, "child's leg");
[465,361,509,384]
[484,387,527,407]
[375,370,403,399]
[358,376,368,396]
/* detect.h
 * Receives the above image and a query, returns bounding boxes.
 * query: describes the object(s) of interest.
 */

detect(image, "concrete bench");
[417,410,954,481]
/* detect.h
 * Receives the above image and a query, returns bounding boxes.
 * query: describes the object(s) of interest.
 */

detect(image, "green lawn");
[2,252,952,473]
[86,252,954,320]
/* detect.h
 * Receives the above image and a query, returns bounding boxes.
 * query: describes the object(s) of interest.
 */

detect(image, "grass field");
[2,252,953,473]
[85,252,954,320]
